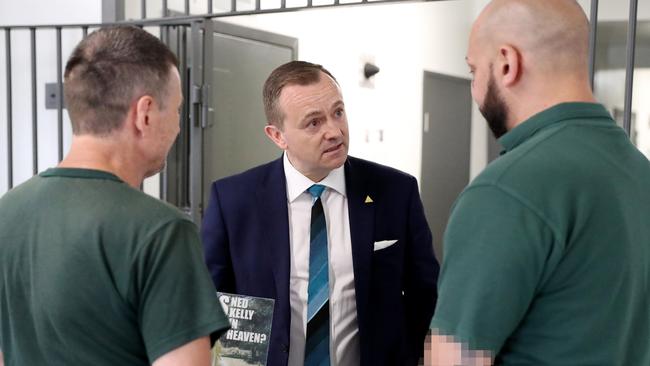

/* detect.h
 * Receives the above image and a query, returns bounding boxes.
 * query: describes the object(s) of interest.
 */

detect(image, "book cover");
[212,292,275,366]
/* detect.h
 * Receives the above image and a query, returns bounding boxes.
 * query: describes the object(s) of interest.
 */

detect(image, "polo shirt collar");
[283,152,346,203]
[499,102,613,154]
[40,167,123,183]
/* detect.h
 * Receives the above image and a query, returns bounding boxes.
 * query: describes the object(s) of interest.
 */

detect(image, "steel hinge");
[191,84,211,128]
[191,84,202,105]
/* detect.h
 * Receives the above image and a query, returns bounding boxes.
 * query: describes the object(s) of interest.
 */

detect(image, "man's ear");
[133,95,155,135]
[264,124,288,150]
[497,44,521,87]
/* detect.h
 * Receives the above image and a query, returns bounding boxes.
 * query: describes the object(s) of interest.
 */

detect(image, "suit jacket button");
[282,344,290,353]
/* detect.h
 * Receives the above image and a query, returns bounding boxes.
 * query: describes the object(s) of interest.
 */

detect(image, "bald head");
[472,0,590,74]
[467,0,595,135]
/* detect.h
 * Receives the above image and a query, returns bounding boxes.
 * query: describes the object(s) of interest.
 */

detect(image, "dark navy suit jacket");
[202,156,439,366]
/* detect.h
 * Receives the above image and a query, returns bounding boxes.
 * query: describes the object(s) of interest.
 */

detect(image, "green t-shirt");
[431,103,650,365]
[0,168,230,365]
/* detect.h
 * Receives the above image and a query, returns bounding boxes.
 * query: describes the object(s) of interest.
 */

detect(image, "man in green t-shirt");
[0,26,229,365]
[426,0,650,365]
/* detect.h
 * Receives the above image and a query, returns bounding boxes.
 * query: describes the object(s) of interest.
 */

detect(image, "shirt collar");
[40,167,123,183]
[499,102,613,154]
[283,152,347,202]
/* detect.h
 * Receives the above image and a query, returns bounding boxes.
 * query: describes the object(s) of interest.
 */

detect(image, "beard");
[479,75,509,139]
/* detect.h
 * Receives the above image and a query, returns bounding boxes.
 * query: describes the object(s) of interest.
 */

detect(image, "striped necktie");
[305,184,330,366]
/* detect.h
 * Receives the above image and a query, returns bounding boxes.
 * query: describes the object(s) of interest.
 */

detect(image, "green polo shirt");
[430,103,650,365]
[0,168,230,365]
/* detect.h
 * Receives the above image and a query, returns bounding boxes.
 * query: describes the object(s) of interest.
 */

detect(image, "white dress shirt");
[283,153,360,366]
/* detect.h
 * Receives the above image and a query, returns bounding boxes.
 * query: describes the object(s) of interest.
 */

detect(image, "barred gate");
[0,18,208,221]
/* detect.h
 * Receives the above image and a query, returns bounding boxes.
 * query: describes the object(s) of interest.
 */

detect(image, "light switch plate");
[45,83,65,110]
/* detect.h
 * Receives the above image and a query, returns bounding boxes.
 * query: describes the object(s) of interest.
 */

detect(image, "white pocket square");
[373,240,398,251]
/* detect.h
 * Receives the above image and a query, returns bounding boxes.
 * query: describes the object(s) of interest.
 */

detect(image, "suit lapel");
[256,158,291,312]
[344,158,374,339]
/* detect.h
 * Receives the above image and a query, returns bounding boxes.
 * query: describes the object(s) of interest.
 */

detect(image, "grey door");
[421,72,472,260]
[202,22,297,211]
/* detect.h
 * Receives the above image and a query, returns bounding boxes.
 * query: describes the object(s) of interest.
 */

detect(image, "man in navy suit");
[202,61,439,366]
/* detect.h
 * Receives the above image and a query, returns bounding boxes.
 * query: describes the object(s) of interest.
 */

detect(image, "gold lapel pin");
[365,195,374,204]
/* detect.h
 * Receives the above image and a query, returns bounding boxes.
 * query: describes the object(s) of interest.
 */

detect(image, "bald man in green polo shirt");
[426,0,650,365]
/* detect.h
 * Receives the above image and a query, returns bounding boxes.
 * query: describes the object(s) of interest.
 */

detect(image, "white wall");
[595,69,650,159]
[6,0,645,196]
[5,0,480,195]
[0,1,102,194]
[591,0,650,160]
[133,0,649,184]
[0,0,102,26]
[631,70,650,158]
[131,0,478,182]
[222,2,474,181]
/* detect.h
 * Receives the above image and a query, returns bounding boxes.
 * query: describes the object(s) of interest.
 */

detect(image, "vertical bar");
[208,0,213,13]
[231,0,237,12]
[177,25,186,206]
[588,0,598,91]
[5,29,13,189]
[162,0,168,17]
[255,0,261,11]
[141,0,147,19]
[160,24,169,201]
[623,0,638,136]
[56,27,63,162]
[160,164,168,201]
[31,28,38,175]
[280,0,286,9]
[188,21,204,224]
[307,0,312,7]
[202,20,213,130]
[185,0,190,15]
[82,26,88,38]
[158,165,168,202]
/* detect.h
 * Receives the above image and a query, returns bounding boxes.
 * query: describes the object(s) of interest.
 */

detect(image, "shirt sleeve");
[130,219,231,362]
[430,183,559,354]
